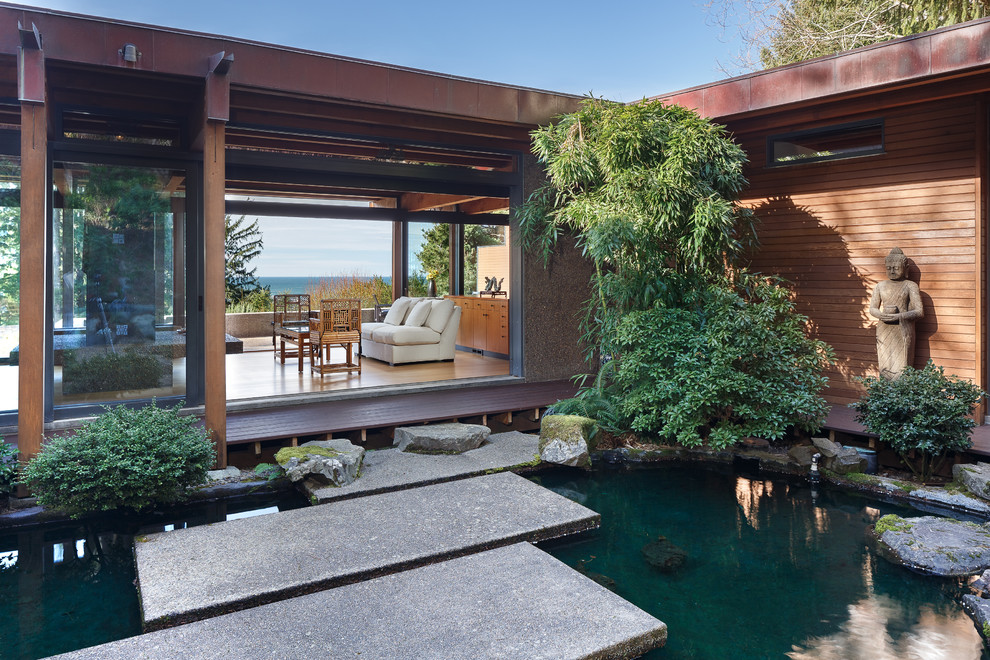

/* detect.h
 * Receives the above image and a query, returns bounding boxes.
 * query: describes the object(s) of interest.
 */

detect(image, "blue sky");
[26,1,747,277]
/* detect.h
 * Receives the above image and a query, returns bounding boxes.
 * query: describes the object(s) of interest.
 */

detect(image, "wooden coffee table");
[275,321,310,373]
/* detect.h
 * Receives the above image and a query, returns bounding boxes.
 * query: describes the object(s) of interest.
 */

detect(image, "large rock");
[953,463,990,501]
[788,444,816,468]
[872,514,990,576]
[539,415,597,468]
[811,436,842,458]
[811,437,866,474]
[275,439,364,488]
[393,422,490,454]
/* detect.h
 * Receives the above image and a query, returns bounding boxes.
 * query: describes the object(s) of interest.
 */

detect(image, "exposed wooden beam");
[402,193,483,212]
[460,197,509,214]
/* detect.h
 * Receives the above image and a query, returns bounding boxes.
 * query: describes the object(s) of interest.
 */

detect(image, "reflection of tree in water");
[787,592,982,659]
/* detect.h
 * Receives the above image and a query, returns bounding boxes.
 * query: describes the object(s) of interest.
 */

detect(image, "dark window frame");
[766,118,885,167]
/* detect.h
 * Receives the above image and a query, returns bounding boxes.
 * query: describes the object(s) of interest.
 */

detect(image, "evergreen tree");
[224,215,267,304]
[707,0,990,71]
[414,223,502,294]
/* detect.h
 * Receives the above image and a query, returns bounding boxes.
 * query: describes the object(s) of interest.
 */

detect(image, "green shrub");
[23,401,214,517]
[852,360,985,481]
[0,440,17,495]
[62,347,167,394]
[612,274,833,449]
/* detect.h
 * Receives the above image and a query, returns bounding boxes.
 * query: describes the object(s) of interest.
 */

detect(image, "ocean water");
[259,276,391,295]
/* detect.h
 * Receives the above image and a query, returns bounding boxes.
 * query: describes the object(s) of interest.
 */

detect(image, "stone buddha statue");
[868,247,924,379]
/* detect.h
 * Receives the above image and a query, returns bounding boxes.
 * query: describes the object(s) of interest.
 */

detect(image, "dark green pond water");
[2,466,987,659]
[533,463,990,660]
[0,492,309,659]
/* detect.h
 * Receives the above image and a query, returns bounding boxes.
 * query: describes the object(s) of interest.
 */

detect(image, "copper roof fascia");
[652,16,990,121]
[0,2,582,126]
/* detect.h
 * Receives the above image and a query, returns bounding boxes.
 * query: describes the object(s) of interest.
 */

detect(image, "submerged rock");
[275,439,364,488]
[872,514,990,576]
[539,414,597,468]
[953,463,990,502]
[574,559,617,592]
[393,422,489,454]
[641,535,687,572]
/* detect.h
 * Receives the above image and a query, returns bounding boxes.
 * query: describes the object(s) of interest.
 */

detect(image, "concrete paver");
[57,543,667,660]
[307,430,540,503]
[136,471,598,630]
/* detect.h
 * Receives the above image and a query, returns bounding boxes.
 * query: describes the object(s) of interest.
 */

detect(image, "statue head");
[885,247,907,281]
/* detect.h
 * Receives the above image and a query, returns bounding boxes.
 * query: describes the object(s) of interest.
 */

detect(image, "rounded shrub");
[23,401,215,517]
[852,360,985,481]
[0,440,17,495]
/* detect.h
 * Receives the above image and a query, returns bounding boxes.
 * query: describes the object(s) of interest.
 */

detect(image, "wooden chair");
[309,298,362,376]
[273,294,311,369]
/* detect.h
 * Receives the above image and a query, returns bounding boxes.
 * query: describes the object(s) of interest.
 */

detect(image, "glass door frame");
[47,146,204,421]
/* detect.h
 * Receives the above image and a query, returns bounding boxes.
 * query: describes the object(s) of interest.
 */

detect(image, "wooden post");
[976,97,987,422]
[202,54,232,468]
[204,119,227,468]
[17,25,46,461]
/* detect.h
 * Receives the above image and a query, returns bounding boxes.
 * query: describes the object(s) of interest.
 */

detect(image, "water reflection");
[787,594,982,660]
[0,492,307,658]
[535,465,987,660]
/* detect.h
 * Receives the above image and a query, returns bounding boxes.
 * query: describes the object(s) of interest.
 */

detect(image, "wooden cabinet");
[447,296,509,357]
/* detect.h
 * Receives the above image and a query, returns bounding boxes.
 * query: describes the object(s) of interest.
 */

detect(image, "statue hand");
[877,312,899,323]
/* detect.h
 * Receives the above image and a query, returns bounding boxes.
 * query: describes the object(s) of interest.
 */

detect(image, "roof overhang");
[654,17,990,123]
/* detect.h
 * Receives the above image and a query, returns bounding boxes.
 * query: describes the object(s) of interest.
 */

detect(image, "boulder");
[275,439,364,488]
[872,514,990,576]
[539,415,597,468]
[811,437,866,474]
[641,535,687,572]
[830,448,867,475]
[953,463,990,502]
[812,436,842,458]
[393,422,490,454]
[788,444,816,468]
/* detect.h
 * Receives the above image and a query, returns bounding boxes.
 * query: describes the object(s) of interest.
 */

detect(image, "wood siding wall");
[733,96,984,405]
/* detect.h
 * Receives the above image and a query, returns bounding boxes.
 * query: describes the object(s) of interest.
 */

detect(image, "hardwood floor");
[0,349,510,412]
[226,347,511,400]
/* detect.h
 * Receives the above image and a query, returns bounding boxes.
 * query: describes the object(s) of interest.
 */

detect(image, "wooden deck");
[226,379,577,446]
[822,403,990,457]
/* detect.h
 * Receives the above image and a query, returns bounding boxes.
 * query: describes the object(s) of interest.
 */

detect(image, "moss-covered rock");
[275,439,363,488]
[539,415,597,468]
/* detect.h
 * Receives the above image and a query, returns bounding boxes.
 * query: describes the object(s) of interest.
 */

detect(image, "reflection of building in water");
[734,476,774,531]
[786,593,982,659]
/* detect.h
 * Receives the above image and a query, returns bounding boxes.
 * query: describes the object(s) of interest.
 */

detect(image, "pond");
[2,465,987,659]
[533,463,989,659]
[0,491,309,659]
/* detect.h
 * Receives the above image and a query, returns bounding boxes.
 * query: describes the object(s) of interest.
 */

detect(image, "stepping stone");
[307,430,540,504]
[873,514,990,576]
[394,421,490,453]
[135,472,599,630]
[57,543,667,659]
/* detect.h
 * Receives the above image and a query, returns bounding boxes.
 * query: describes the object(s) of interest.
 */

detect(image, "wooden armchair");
[273,294,311,370]
[309,298,362,376]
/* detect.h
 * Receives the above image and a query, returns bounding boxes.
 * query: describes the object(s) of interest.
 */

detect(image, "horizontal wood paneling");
[734,96,981,402]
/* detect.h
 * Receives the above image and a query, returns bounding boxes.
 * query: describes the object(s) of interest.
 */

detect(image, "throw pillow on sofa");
[404,299,433,327]
[426,299,455,333]
[383,297,413,325]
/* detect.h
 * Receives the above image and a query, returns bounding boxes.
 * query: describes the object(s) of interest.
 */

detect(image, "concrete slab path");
[306,430,540,503]
[136,472,599,630]
[57,543,667,660]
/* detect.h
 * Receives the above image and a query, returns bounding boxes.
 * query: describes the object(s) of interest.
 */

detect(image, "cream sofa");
[360,297,462,365]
